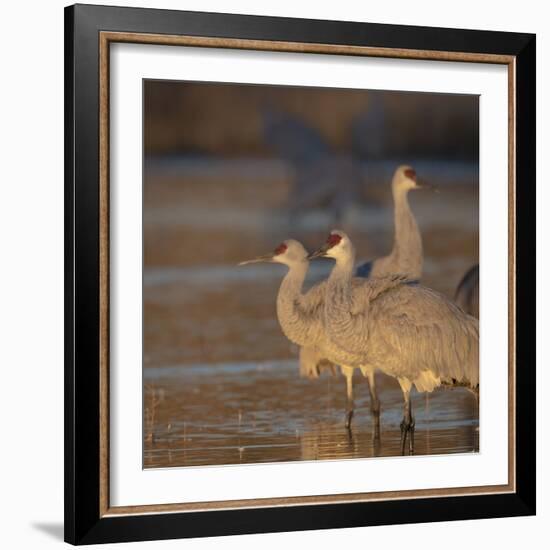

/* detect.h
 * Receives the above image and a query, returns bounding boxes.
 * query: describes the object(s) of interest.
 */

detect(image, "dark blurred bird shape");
[454,264,479,318]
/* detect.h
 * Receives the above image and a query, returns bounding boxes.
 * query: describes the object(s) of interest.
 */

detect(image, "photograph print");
[142,80,479,469]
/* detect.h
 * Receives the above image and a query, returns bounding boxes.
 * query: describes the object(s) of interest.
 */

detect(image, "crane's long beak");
[307,243,330,260]
[416,180,439,192]
[238,253,274,266]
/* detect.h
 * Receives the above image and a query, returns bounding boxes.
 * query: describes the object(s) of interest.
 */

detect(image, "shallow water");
[143,158,479,468]
[143,361,479,468]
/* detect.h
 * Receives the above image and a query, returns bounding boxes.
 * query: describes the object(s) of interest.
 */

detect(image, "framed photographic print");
[64,3,536,545]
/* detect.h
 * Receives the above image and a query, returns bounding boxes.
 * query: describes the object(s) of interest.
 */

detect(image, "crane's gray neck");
[276,261,312,346]
[328,252,355,313]
[389,187,422,278]
[325,249,368,353]
[330,255,355,302]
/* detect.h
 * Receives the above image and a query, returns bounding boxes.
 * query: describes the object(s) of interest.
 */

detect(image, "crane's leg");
[408,399,415,455]
[398,378,415,456]
[341,365,355,431]
[361,366,381,441]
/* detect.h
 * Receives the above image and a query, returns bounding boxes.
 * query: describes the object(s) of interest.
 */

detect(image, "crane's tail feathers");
[413,371,441,393]
[299,347,338,379]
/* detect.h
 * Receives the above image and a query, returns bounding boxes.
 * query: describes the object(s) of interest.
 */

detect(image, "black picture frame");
[65,3,536,545]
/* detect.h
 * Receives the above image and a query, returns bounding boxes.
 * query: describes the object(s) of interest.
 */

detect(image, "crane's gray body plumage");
[322,235,479,393]
[454,264,479,319]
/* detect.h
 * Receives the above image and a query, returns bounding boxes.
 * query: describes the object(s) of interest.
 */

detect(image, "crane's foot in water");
[400,417,415,456]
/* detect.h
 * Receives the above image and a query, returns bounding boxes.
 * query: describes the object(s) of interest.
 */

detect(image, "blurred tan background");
[145,81,478,158]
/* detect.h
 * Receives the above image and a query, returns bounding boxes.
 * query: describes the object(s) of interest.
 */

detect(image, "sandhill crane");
[309,230,479,455]
[356,165,435,280]
[239,240,381,435]
[455,264,479,318]
[262,108,363,224]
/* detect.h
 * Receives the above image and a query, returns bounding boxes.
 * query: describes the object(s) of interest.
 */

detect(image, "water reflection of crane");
[299,425,362,461]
